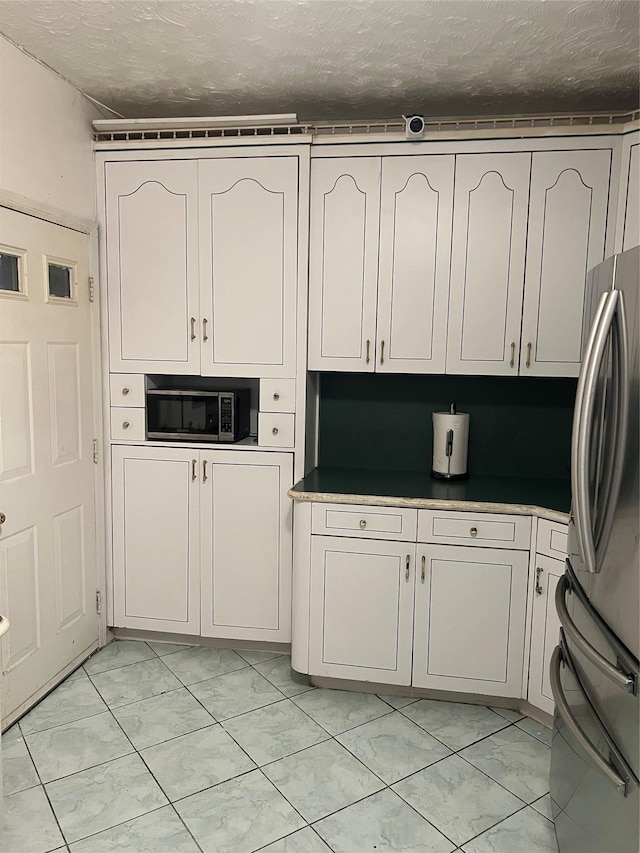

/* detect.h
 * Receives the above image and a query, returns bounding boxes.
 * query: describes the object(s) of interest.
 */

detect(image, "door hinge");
[93,439,98,464]
[96,590,102,614]
[88,276,95,303]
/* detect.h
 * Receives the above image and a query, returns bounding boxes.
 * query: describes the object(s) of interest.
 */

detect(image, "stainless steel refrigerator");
[550,246,640,853]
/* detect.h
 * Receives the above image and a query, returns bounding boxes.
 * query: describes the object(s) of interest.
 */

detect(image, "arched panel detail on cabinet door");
[118,181,190,363]
[209,178,285,366]
[535,169,593,365]
[460,171,515,363]
[320,174,368,360]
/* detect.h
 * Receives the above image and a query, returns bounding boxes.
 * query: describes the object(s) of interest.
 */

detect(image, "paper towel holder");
[430,402,470,481]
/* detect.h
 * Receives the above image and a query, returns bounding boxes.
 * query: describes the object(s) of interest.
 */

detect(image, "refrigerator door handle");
[551,639,635,797]
[556,571,638,695]
[572,290,620,574]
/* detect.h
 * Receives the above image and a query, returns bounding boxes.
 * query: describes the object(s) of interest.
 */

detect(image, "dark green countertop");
[289,467,571,522]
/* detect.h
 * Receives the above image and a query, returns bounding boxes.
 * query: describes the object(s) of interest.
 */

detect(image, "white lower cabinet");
[309,536,416,685]
[527,553,564,715]
[306,508,531,698]
[413,545,529,697]
[111,446,292,642]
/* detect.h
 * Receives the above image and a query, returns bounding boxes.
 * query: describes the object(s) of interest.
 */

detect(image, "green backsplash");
[318,373,577,480]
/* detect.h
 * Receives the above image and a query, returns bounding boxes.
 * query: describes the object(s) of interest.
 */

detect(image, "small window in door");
[0,246,26,296]
[46,257,77,303]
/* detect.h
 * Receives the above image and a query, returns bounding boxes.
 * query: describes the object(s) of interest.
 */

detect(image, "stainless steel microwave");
[146,388,251,443]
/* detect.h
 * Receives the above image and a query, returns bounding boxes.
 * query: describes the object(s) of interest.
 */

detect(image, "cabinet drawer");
[258,413,295,448]
[536,518,568,560]
[260,378,296,413]
[110,373,145,408]
[111,407,146,441]
[312,503,417,541]
[418,510,531,550]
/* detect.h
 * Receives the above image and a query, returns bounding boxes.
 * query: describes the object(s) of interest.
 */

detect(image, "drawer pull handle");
[421,554,426,583]
[122,421,130,429]
[405,554,410,581]
[470,526,478,537]
[359,519,367,529]
[273,392,280,401]
[272,427,279,436]
[122,387,129,396]
[535,566,544,595]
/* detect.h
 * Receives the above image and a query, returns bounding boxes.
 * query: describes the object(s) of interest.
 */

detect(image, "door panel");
[105,160,200,374]
[199,158,298,377]
[447,153,531,375]
[0,207,99,725]
[413,544,528,696]
[111,446,200,634]
[522,149,613,376]
[308,158,380,371]
[309,536,415,684]
[200,451,292,642]
[528,554,563,715]
[377,155,454,373]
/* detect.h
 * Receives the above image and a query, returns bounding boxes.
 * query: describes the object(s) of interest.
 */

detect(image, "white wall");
[0,36,101,225]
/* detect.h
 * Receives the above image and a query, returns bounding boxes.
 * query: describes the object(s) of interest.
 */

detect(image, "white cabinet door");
[308,158,381,371]
[527,554,563,715]
[309,536,415,684]
[200,451,293,642]
[447,153,531,375]
[617,131,640,252]
[376,156,454,373]
[413,544,529,696]
[105,160,200,374]
[521,148,613,377]
[111,446,200,634]
[198,158,298,377]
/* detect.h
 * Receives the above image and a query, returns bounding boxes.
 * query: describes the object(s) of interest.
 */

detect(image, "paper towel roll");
[431,410,470,479]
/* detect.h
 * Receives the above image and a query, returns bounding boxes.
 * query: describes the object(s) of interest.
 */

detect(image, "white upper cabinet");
[308,154,454,373]
[521,149,613,377]
[308,157,381,372]
[198,157,299,377]
[616,130,640,252]
[376,156,454,373]
[446,153,531,375]
[106,160,200,374]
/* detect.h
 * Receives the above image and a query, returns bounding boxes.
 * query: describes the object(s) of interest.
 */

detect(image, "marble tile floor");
[1,639,558,853]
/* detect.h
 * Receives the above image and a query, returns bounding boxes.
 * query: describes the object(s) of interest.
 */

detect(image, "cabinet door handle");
[272,427,279,436]
[421,554,425,583]
[122,421,130,429]
[365,339,370,364]
[405,554,410,581]
[0,512,6,525]
[273,392,280,401]
[380,340,385,365]
[121,387,129,396]
[191,459,197,481]
[190,317,197,341]
[510,342,515,367]
[535,566,544,595]
[526,341,532,368]
[202,459,208,483]
[202,318,208,342]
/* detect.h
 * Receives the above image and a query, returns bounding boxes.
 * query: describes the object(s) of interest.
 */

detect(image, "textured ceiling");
[0,0,638,121]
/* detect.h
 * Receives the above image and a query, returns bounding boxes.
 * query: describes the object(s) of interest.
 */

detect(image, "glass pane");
[0,252,20,291]
[48,263,72,299]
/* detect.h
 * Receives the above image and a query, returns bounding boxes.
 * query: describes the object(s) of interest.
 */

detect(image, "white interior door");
[0,207,100,726]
